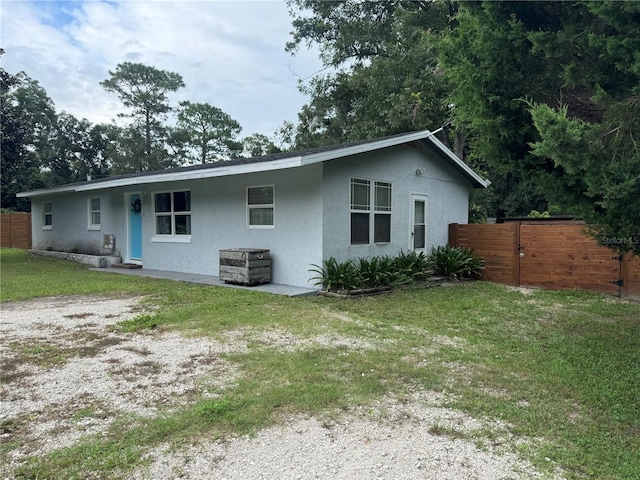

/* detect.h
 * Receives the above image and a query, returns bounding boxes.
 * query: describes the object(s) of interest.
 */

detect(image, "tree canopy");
[100,62,185,171]
[1,53,43,211]
[173,101,243,164]
[286,1,453,148]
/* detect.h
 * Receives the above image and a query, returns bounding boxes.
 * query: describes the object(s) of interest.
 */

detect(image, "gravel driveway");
[0,295,562,479]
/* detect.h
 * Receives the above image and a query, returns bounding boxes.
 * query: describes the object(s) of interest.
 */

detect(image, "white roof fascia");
[73,156,304,192]
[426,135,488,188]
[18,130,487,196]
[301,130,431,165]
[300,129,487,188]
[16,185,78,198]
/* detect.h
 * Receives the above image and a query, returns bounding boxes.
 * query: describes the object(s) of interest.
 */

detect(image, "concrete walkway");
[94,267,319,297]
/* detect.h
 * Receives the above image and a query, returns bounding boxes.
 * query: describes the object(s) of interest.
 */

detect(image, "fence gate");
[518,224,620,294]
[449,221,638,297]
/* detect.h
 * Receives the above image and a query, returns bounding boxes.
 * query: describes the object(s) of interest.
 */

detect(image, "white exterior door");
[411,195,428,252]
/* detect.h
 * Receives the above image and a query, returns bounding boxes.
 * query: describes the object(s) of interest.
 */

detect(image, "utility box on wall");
[219,248,271,286]
[103,234,115,252]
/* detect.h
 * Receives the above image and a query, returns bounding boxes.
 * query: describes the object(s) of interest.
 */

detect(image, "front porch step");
[111,263,142,269]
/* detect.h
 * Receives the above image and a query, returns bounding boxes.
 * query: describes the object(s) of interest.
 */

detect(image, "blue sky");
[0,0,323,138]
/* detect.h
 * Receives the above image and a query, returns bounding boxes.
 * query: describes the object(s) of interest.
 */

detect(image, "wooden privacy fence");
[449,221,640,298]
[1,213,32,249]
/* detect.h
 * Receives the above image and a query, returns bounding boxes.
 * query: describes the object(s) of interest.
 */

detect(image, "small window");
[153,191,191,240]
[88,198,101,230]
[350,178,392,245]
[373,182,391,243]
[43,202,53,230]
[247,185,274,228]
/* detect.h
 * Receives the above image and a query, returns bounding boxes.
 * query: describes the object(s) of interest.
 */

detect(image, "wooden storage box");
[219,248,271,286]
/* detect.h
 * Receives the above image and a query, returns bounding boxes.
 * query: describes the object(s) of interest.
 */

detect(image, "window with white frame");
[350,178,392,245]
[88,198,101,230]
[153,191,191,238]
[247,185,274,228]
[43,202,53,229]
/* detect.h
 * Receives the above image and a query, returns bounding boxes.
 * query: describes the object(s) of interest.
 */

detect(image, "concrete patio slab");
[92,267,319,297]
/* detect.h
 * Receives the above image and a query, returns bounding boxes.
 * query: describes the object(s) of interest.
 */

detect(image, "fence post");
[627,253,640,298]
[449,223,458,247]
[514,222,521,287]
[6,213,11,247]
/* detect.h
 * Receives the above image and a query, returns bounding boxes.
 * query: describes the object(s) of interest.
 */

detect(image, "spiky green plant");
[392,250,434,281]
[357,256,396,288]
[429,245,484,280]
[309,257,361,291]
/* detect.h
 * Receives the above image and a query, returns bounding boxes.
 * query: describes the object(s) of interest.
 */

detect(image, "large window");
[43,202,53,230]
[153,191,191,239]
[88,198,101,230]
[247,185,274,228]
[350,178,392,245]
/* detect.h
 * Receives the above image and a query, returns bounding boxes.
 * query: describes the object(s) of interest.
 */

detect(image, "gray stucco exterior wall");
[32,164,324,288]
[27,143,473,289]
[321,145,471,263]
[31,192,123,255]
[133,164,324,288]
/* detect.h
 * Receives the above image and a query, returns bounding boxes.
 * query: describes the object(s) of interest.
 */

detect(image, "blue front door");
[129,193,142,260]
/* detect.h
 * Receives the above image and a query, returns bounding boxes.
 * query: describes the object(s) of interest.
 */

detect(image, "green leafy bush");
[430,245,484,280]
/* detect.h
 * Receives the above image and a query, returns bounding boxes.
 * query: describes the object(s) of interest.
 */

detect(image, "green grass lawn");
[2,248,639,480]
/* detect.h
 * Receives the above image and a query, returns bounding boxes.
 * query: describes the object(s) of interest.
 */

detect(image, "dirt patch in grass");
[1,295,563,480]
[0,296,243,466]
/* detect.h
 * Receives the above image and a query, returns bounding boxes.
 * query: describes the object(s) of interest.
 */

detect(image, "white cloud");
[0,0,322,137]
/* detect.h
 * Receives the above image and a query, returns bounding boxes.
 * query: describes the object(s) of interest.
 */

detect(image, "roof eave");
[302,129,488,189]
[75,156,303,192]
[425,135,488,189]
[16,130,487,197]
[20,156,304,197]
[16,184,79,198]
[301,130,431,165]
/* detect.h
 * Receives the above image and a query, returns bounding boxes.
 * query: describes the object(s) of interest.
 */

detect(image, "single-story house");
[17,129,487,288]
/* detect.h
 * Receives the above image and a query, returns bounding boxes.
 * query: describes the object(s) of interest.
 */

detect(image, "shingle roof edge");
[17,130,486,197]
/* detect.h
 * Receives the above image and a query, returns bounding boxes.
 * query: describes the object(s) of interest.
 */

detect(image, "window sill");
[42,226,52,231]
[248,225,275,230]
[88,226,101,231]
[350,242,391,247]
[151,235,192,244]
